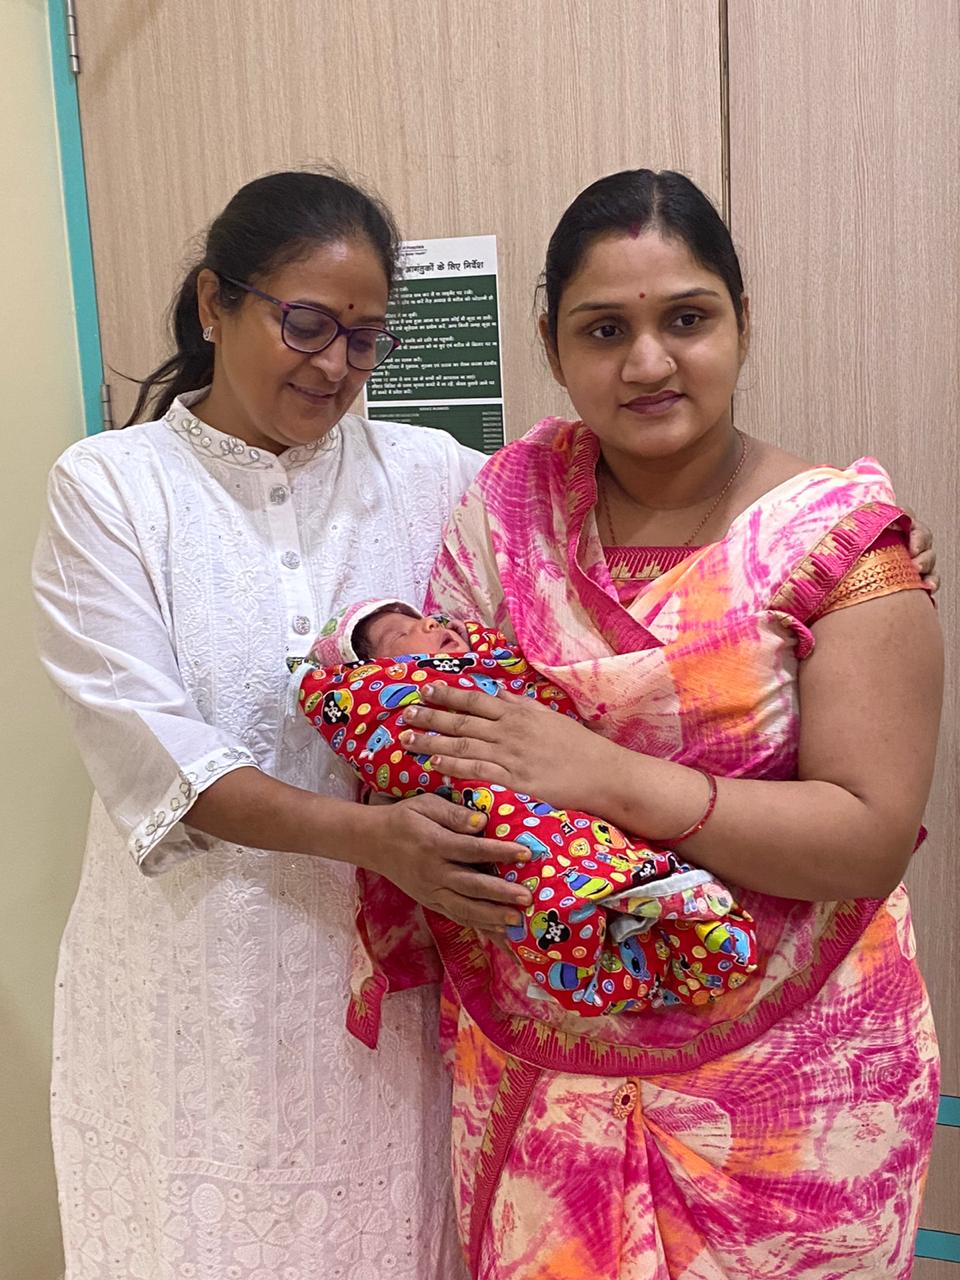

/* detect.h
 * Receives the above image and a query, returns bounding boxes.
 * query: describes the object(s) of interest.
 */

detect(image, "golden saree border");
[769,502,909,654]
[816,542,925,618]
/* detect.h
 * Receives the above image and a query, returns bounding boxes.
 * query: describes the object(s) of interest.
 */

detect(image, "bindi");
[638,292,646,299]
[628,223,642,239]
[347,303,354,311]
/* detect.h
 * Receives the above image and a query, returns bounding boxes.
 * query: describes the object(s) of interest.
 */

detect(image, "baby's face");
[363,611,464,657]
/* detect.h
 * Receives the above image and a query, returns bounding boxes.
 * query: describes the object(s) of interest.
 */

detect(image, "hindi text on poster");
[366,235,506,454]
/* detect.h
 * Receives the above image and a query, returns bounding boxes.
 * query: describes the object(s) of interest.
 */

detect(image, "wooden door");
[729,3,960,1268]
[75,0,722,433]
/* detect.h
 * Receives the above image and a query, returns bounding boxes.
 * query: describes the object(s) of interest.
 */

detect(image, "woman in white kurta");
[33,171,532,1279]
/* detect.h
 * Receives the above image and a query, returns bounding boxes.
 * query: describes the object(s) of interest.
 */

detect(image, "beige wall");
[0,4,90,1276]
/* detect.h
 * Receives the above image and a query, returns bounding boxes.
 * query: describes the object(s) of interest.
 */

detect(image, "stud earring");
[202,325,214,342]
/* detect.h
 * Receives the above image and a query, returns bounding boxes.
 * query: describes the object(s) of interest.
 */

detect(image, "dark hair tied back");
[124,168,400,426]
[542,170,744,345]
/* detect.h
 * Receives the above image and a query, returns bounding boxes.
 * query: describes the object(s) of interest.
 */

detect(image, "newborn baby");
[293,599,758,1016]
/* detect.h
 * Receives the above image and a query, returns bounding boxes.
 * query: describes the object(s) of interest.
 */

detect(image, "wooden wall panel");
[76,0,722,435]
[914,1260,959,1280]
[729,0,959,1239]
[923,1124,960,1234]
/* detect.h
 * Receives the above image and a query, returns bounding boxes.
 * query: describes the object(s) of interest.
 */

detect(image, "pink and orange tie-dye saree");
[417,419,938,1279]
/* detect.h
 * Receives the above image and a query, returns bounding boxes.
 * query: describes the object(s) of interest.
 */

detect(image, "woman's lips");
[289,382,336,404]
[623,391,684,416]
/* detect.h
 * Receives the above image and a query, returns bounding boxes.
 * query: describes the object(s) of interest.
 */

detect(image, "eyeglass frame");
[216,273,402,370]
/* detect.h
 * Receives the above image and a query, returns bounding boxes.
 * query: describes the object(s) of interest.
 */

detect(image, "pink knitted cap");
[306,599,424,669]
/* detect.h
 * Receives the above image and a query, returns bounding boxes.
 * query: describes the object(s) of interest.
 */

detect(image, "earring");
[202,325,214,342]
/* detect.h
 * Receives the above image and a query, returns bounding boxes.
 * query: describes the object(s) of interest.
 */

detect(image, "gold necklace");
[599,430,748,548]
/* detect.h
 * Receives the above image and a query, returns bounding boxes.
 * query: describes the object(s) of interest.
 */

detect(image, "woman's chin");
[275,405,344,447]
[602,416,708,460]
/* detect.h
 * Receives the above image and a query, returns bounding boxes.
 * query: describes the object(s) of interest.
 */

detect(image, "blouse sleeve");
[32,455,258,874]
[811,529,926,622]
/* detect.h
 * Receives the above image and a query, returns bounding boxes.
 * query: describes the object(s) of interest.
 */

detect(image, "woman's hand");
[906,513,939,593]
[361,792,534,931]
[397,683,616,814]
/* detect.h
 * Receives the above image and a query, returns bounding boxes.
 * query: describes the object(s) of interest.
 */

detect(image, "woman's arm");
[33,454,262,869]
[600,591,942,899]
[187,769,532,929]
[399,589,942,902]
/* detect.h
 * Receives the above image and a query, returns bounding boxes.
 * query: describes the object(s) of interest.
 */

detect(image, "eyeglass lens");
[282,307,395,369]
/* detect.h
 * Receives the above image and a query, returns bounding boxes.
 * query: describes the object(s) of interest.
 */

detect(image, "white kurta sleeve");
[445,436,488,499]
[33,452,258,873]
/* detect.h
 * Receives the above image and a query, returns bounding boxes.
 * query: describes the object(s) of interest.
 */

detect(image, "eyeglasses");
[218,274,401,371]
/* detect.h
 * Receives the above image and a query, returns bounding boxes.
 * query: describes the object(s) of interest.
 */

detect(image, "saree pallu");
[419,420,938,1279]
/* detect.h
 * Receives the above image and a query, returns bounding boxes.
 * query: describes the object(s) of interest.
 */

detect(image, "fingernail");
[423,684,435,696]
[430,755,442,765]
[405,705,419,720]
[399,730,415,745]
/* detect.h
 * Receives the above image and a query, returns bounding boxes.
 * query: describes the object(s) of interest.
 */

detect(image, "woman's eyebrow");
[567,300,625,316]
[567,287,721,316]
[666,288,722,302]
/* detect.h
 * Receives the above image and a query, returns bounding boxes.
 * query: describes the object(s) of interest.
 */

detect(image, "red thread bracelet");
[663,768,718,845]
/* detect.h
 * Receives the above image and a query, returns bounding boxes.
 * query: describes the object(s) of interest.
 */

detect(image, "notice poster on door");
[365,235,505,454]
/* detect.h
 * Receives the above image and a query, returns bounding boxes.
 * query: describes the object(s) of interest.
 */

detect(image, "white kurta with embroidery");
[33,393,484,1280]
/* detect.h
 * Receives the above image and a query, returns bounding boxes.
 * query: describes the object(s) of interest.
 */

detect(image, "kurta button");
[281,551,301,569]
[270,485,289,505]
[292,615,311,635]
[612,1079,639,1119]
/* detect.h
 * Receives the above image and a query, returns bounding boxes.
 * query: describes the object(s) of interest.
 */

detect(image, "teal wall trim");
[913,1097,960,1262]
[916,1230,960,1263]
[47,0,103,435]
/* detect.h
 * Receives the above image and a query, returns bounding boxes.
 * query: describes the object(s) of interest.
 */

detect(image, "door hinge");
[66,0,80,75]
[100,381,115,430]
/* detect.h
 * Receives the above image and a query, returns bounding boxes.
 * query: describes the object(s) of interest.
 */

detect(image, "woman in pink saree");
[393,171,943,1277]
